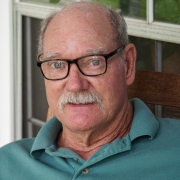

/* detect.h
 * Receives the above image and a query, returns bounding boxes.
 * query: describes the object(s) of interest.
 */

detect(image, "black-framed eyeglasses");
[37,45,125,81]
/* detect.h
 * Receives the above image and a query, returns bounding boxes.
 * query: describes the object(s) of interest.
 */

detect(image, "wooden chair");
[47,70,180,120]
[128,70,180,108]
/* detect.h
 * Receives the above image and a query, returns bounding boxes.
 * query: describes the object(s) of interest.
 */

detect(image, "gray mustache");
[58,92,103,112]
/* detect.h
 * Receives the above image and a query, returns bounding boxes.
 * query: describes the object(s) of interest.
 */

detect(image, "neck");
[57,102,133,160]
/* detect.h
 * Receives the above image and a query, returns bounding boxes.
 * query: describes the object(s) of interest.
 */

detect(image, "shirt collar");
[30,117,62,158]
[30,98,159,158]
[129,98,159,142]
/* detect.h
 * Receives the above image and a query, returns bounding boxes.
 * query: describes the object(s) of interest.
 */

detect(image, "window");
[22,17,48,137]
[154,0,180,24]
[14,0,180,139]
[21,0,59,4]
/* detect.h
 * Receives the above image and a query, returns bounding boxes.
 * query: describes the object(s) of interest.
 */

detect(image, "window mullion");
[147,0,154,24]
[155,40,163,117]
[25,17,33,138]
[155,41,162,72]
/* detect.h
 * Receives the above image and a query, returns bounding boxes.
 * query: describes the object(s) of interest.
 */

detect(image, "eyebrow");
[43,51,60,59]
[43,47,105,59]
[85,47,105,55]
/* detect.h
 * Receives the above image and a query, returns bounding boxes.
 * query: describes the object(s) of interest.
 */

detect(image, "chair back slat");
[128,70,180,108]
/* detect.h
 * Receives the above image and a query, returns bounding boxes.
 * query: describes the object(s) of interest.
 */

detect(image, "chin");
[64,114,103,132]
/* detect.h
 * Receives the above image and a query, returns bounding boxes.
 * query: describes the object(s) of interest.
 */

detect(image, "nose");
[65,64,89,92]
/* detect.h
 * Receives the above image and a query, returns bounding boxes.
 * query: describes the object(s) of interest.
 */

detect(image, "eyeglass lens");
[41,55,106,80]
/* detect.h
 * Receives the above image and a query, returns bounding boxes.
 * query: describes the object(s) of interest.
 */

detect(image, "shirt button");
[82,168,89,174]
[73,158,78,161]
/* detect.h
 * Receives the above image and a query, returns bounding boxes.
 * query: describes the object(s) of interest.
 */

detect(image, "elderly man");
[1,1,180,180]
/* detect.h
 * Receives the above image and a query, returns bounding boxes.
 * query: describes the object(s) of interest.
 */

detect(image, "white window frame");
[0,0,14,147]
[10,1,180,141]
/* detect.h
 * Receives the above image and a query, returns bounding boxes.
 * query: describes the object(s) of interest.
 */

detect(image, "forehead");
[43,3,116,56]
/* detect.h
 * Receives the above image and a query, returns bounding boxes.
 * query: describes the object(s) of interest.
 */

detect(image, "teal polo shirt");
[1,98,180,180]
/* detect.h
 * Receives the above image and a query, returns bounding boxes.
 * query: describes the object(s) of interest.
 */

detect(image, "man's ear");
[124,43,137,86]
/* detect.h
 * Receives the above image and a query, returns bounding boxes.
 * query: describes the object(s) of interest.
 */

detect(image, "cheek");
[45,80,62,109]
[98,65,127,107]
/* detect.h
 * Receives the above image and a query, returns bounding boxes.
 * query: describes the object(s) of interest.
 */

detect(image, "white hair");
[58,91,103,112]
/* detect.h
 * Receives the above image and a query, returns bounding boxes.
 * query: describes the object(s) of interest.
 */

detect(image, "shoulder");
[0,138,36,179]
[155,117,180,144]
[0,138,35,157]
[157,117,180,131]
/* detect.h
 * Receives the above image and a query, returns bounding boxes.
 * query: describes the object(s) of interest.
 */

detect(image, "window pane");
[162,42,180,120]
[32,124,42,137]
[21,0,146,20]
[99,0,146,19]
[129,36,155,71]
[21,0,59,4]
[154,0,180,24]
[20,0,119,6]
[97,0,120,9]
[162,42,180,74]
[119,0,146,20]
[22,17,48,138]
[163,106,180,120]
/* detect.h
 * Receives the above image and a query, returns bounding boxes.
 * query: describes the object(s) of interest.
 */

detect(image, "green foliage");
[50,0,60,3]
[96,0,120,9]
[155,0,180,24]
[119,0,146,19]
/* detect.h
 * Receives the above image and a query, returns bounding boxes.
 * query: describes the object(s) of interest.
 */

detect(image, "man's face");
[43,5,135,133]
